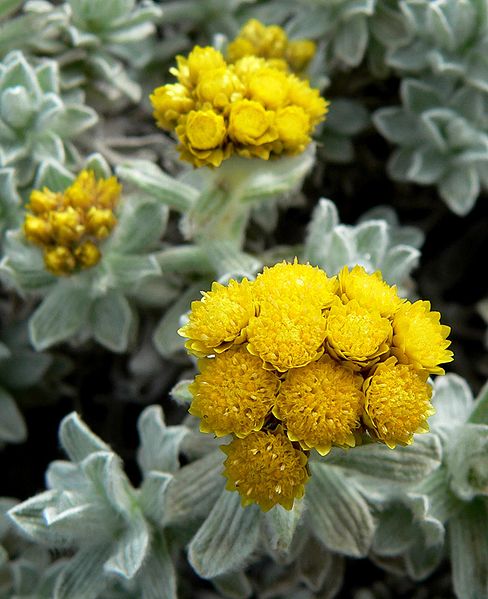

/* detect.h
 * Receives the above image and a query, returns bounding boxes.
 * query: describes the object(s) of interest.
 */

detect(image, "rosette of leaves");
[8,406,188,599]
[0,154,167,353]
[374,75,488,215]
[163,388,441,595]
[387,0,488,92]
[303,198,424,293]
[0,50,97,190]
[0,497,61,599]
[357,375,488,599]
[0,320,52,446]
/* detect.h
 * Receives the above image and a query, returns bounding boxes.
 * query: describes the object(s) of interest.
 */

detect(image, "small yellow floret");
[248,68,289,109]
[178,278,255,357]
[274,355,364,455]
[85,207,117,239]
[326,299,392,369]
[287,76,328,126]
[228,99,277,148]
[363,357,434,448]
[43,246,76,276]
[392,300,453,375]
[23,215,53,245]
[74,240,101,269]
[189,347,279,438]
[150,83,195,130]
[28,189,59,214]
[339,266,403,318]
[49,207,85,245]
[196,67,243,109]
[175,46,227,88]
[275,106,311,152]
[285,40,316,72]
[222,427,309,511]
[227,19,288,63]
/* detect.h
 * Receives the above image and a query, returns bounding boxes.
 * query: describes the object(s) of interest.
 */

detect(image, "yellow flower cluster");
[150,39,328,168]
[227,19,317,74]
[179,261,453,511]
[23,170,121,276]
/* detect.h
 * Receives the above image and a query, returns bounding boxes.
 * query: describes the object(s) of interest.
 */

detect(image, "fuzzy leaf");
[116,161,198,212]
[264,501,304,555]
[54,545,110,599]
[137,405,187,474]
[306,463,375,557]
[0,386,26,443]
[29,284,91,350]
[104,254,161,289]
[164,451,225,525]
[140,533,177,599]
[90,290,133,352]
[59,412,110,463]
[213,570,253,599]
[353,220,388,266]
[326,434,441,484]
[104,511,150,579]
[326,99,369,136]
[188,489,261,579]
[430,374,473,432]
[334,14,368,66]
[374,107,420,144]
[469,379,488,425]
[139,471,173,524]
[381,244,420,285]
[34,160,74,192]
[304,198,339,267]
[7,490,57,543]
[450,499,488,599]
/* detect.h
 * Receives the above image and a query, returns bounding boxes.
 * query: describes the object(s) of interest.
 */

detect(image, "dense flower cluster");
[227,19,317,74]
[23,170,121,276]
[150,27,328,168]
[179,261,453,511]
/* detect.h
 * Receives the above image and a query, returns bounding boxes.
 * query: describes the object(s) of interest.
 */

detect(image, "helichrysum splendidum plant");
[178,259,452,511]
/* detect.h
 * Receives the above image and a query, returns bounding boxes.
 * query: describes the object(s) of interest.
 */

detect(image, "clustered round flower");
[23,170,121,276]
[227,19,317,74]
[150,25,327,168]
[179,261,453,511]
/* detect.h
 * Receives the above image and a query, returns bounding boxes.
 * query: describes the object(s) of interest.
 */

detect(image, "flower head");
[189,347,279,438]
[227,19,316,74]
[326,299,392,369]
[339,266,403,317]
[274,355,364,455]
[222,427,309,511]
[363,358,434,448]
[178,278,255,357]
[23,170,121,276]
[150,35,327,167]
[392,300,453,375]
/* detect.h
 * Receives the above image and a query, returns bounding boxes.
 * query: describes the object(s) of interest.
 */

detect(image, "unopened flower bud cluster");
[150,22,328,168]
[23,170,121,276]
[179,261,453,511]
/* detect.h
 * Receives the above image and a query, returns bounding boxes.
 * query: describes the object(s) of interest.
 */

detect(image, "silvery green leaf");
[36,61,59,94]
[264,501,304,556]
[353,220,388,266]
[34,160,74,192]
[325,99,369,136]
[104,254,161,290]
[81,451,133,517]
[60,413,110,463]
[388,39,429,71]
[298,537,343,593]
[201,239,261,280]
[139,533,176,599]
[333,14,368,66]
[469,379,488,425]
[7,490,58,543]
[430,374,473,432]
[137,405,187,475]
[29,283,92,350]
[139,472,173,524]
[213,570,253,599]
[388,147,417,181]
[240,145,315,203]
[326,434,441,484]
[164,450,225,525]
[104,511,150,580]
[286,8,332,39]
[407,147,445,184]
[381,245,420,286]
[1,51,41,97]
[306,463,375,557]
[370,2,410,47]
[48,104,97,137]
[321,132,354,163]
[116,161,198,213]
[402,78,440,114]
[108,198,168,254]
[90,290,133,352]
[0,86,34,129]
[446,424,488,501]
[326,227,354,275]
[450,499,488,599]
[304,198,339,266]
[416,466,462,523]
[170,379,193,405]
[84,153,112,179]
[46,460,85,492]
[43,503,109,543]
[0,386,26,443]
[54,545,110,599]
[153,282,205,357]
[188,488,261,579]
[0,233,54,291]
